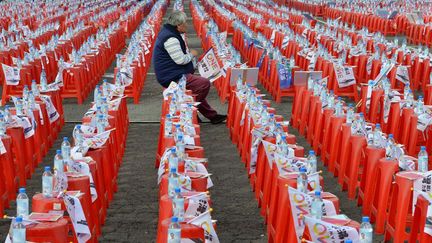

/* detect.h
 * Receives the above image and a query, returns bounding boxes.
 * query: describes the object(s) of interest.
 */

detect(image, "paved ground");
[0,1,388,242]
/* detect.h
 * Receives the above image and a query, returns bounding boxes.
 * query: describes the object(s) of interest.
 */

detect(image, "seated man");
[152,10,226,124]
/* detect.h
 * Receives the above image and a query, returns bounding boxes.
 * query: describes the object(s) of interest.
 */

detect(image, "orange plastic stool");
[357,146,386,207]
[26,218,69,243]
[157,218,205,243]
[409,194,432,243]
[385,171,423,242]
[369,158,399,234]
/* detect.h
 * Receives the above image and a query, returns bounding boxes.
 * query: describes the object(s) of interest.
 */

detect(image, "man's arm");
[164,37,194,65]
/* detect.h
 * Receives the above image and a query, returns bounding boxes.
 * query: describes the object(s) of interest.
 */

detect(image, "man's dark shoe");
[210,114,227,124]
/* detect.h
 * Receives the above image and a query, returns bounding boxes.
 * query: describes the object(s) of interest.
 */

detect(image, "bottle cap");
[171,217,178,223]
[76,125,81,129]
[299,167,307,173]
[63,137,68,141]
[362,216,370,223]
[376,123,380,128]
[170,168,176,173]
[175,188,181,193]
[389,134,394,139]
[15,216,23,223]
[56,150,61,155]
[309,150,315,155]
[171,147,176,153]
[421,146,426,151]
[44,166,51,172]
[314,190,321,196]
[18,188,26,194]
[419,95,423,99]
[345,240,352,243]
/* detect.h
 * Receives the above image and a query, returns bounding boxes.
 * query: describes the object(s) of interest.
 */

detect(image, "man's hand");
[190,49,199,57]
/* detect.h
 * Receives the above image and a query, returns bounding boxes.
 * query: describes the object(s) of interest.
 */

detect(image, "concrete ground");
[0,1,387,242]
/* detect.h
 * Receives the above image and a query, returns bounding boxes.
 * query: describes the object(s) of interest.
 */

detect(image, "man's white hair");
[166,11,187,26]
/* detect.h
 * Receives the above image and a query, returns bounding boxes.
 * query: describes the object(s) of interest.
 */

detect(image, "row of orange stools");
[225,81,363,242]
[28,92,130,243]
[0,89,65,217]
[155,93,213,242]
[113,1,165,104]
[290,83,432,243]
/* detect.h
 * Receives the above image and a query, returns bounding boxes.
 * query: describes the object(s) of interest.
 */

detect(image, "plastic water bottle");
[96,114,105,133]
[167,217,181,243]
[53,150,64,172]
[169,148,179,172]
[358,112,366,130]
[334,97,343,116]
[327,90,335,108]
[22,85,29,100]
[16,188,29,218]
[42,166,53,198]
[12,216,26,243]
[16,99,23,116]
[102,79,109,97]
[386,134,395,159]
[40,69,48,90]
[416,95,425,114]
[32,79,40,97]
[403,84,410,100]
[373,124,382,148]
[310,190,324,219]
[297,167,308,193]
[172,188,184,221]
[418,146,429,172]
[307,76,314,90]
[406,90,414,107]
[346,104,354,124]
[236,74,243,91]
[176,134,185,159]
[4,105,11,123]
[169,98,177,116]
[165,114,172,137]
[74,125,84,147]
[0,114,6,136]
[61,137,71,160]
[168,168,179,198]
[359,216,373,243]
[345,240,353,243]
[307,150,317,173]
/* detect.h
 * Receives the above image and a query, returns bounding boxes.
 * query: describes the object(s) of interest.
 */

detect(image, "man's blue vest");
[152,24,194,87]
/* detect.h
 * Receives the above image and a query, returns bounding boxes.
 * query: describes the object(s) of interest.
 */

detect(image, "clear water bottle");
[96,114,105,133]
[403,84,410,100]
[346,104,354,124]
[40,69,48,91]
[172,188,184,221]
[42,166,53,198]
[74,125,84,147]
[236,74,243,91]
[345,240,352,243]
[358,112,366,130]
[165,114,172,137]
[334,97,343,116]
[168,168,179,198]
[406,90,414,107]
[102,79,109,97]
[12,216,26,243]
[373,124,382,148]
[4,105,11,123]
[169,98,177,116]
[386,134,395,159]
[307,76,314,90]
[307,150,317,173]
[327,90,335,108]
[24,84,30,99]
[0,114,6,136]
[53,150,64,172]
[167,217,181,243]
[16,99,24,116]
[297,167,308,193]
[176,134,185,160]
[61,137,71,160]
[310,190,324,219]
[169,148,179,172]
[359,216,373,243]
[16,188,29,218]
[416,95,425,114]
[418,146,429,172]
